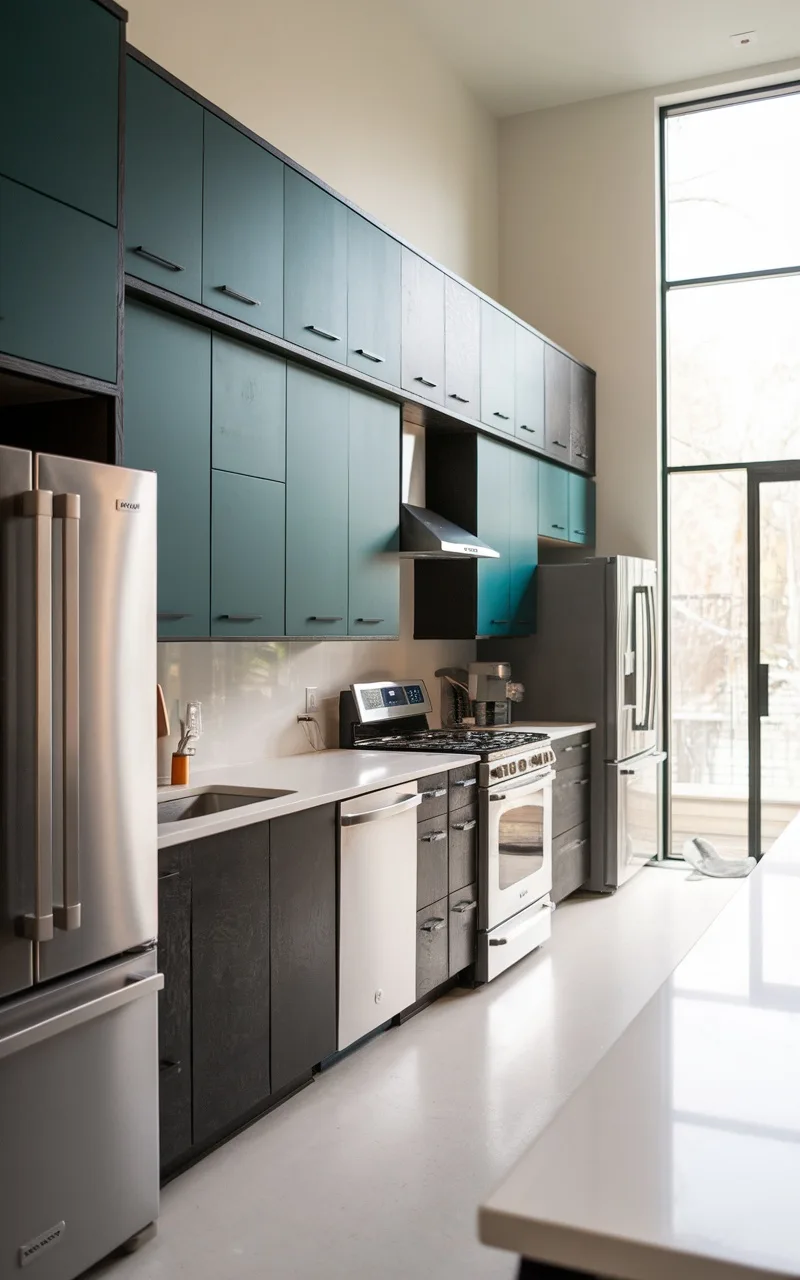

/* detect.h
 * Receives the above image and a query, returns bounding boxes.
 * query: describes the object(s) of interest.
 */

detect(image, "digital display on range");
[381,686,408,708]
[405,685,425,705]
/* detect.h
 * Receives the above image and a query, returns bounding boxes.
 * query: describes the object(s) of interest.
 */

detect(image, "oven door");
[480,772,553,931]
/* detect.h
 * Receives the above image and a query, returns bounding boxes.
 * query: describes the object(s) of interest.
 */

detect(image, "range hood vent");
[399,504,499,560]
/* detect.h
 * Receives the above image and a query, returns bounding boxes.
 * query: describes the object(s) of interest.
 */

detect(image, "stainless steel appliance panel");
[605,751,666,889]
[481,773,553,931]
[0,951,161,1278]
[0,447,36,998]
[35,456,157,981]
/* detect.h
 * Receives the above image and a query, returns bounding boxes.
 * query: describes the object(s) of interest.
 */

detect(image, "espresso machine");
[435,661,525,727]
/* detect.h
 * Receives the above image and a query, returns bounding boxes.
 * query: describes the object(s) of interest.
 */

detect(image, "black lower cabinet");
[157,847,192,1172]
[191,822,271,1148]
[270,804,337,1093]
[416,897,449,998]
[448,882,478,974]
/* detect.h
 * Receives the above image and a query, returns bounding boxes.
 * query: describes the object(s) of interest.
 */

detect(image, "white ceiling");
[401,0,800,116]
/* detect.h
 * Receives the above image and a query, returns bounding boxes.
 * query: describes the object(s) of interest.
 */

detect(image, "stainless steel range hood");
[399,504,499,559]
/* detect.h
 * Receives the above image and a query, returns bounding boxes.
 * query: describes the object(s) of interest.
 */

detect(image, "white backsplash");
[157,564,475,771]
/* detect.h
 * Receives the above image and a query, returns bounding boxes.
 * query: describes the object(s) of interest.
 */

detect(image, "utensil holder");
[171,753,190,786]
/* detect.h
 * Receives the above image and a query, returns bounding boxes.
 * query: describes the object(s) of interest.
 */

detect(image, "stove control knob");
[491,766,501,779]
[517,759,527,772]
[508,761,517,775]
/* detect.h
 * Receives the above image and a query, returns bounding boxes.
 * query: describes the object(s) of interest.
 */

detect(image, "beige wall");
[498,57,800,562]
[125,0,499,294]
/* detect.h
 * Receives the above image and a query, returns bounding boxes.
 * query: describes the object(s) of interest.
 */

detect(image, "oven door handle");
[488,771,554,803]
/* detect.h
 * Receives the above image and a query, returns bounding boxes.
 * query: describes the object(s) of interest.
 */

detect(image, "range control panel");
[489,746,556,782]
[352,680,432,724]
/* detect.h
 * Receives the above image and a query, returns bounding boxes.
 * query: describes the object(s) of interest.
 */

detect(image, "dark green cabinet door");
[211,470,285,637]
[0,177,118,382]
[211,335,286,481]
[125,58,203,301]
[270,805,337,1093]
[124,302,211,637]
[570,361,596,474]
[445,277,480,418]
[348,391,400,637]
[0,0,119,226]
[284,170,347,359]
[539,460,569,541]
[515,326,545,448]
[202,113,284,333]
[192,823,270,1147]
[401,249,445,404]
[544,343,571,458]
[480,303,515,434]
[347,212,401,385]
[509,453,539,635]
[285,368,349,635]
[476,437,511,637]
[568,472,596,545]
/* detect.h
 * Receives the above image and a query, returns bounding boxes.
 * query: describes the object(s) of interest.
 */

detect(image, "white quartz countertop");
[483,721,595,741]
[157,749,479,849]
[479,820,800,1280]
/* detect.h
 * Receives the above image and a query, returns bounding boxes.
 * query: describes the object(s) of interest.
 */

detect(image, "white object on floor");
[683,835,756,878]
[479,817,800,1280]
[90,867,736,1280]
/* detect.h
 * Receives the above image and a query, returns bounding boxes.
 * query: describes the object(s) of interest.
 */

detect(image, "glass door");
[753,472,800,855]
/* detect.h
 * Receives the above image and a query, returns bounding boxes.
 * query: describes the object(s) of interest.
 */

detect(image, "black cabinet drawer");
[552,823,590,904]
[449,882,478,975]
[417,771,449,821]
[553,732,591,770]
[416,897,448,999]
[553,765,590,838]
[449,763,479,804]
[417,813,449,910]
[157,847,192,1171]
[448,802,478,893]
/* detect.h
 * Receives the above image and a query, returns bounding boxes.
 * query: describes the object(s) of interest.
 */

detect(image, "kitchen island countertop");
[158,749,479,849]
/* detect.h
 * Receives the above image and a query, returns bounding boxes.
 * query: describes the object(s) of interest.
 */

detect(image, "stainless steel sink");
[157,786,295,824]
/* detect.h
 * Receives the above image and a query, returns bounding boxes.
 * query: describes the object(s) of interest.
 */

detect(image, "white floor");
[95,867,739,1280]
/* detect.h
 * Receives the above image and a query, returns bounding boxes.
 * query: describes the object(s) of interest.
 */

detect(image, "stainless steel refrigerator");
[483,556,666,891]
[0,447,161,1277]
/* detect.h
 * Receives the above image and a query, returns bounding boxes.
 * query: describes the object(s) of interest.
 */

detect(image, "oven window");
[499,801,544,890]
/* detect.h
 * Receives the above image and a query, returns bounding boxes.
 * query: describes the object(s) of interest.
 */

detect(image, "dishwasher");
[338,783,422,1050]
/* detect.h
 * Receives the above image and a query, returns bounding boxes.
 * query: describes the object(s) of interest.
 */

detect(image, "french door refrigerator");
[0,447,161,1278]
[484,557,665,891]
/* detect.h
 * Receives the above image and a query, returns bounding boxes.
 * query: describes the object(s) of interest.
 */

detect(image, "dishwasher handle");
[340,792,422,826]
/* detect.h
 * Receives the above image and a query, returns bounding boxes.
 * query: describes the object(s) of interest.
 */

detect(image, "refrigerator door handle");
[53,494,81,931]
[631,586,648,729]
[18,490,54,943]
[646,584,658,732]
[0,971,163,1062]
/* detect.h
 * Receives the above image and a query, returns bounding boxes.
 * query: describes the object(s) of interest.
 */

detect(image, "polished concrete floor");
[96,867,739,1280]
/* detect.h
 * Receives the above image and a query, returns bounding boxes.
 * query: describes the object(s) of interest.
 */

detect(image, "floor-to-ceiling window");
[663,87,800,860]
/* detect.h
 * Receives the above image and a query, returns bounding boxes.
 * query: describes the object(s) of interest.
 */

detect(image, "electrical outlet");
[305,687,318,714]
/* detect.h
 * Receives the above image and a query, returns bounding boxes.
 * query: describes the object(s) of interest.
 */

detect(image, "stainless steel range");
[339,680,555,982]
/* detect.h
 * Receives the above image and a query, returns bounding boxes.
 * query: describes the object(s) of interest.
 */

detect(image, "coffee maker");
[435,661,524,727]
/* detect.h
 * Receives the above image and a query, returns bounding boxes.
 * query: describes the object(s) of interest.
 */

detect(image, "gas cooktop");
[352,727,549,763]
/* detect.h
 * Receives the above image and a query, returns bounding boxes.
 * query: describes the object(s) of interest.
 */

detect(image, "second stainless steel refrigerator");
[484,556,666,891]
[0,447,161,1279]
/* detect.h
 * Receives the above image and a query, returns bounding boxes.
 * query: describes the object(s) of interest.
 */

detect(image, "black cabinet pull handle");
[573,778,590,787]
[421,787,447,799]
[414,375,438,388]
[493,411,511,421]
[452,819,476,831]
[218,285,261,306]
[452,899,478,913]
[551,524,566,532]
[159,1059,182,1076]
[576,450,589,459]
[489,937,508,946]
[519,424,536,433]
[420,917,446,932]
[420,830,446,843]
[308,616,343,622]
[305,324,341,342]
[218,614,263,622]
[157,869,180,881]
[620,768,636,776]
[133,245,184,272]
[354,618,385,624]
[158,611,191,621]
[490,793,507,802]
[449,393,470,404]
[355,348,384,363]
[491,619,511,625]
[553,440,568,449]
[573,529,586,536]
[453,778,477,788]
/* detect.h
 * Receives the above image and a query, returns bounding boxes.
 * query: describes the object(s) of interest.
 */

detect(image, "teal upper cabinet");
[445,277,480,417]
[539,460,569,540]
[570,361,596,474]
[284,170,347,359]
[0,0,119,226]
[509,452,539,633]
[285,368,349,635]
[124,302,211,638]
[347,212,401,385]
[515,326,545,449]
[476,438,512,637]
[480,303,515,434]
[202,114,284,333]
[211,335,286,481]
[125,58,204,301]
[568,472,596,545]
[0,177,118,382]
[211,470,285,637]
[401,250,445,405]
[348,392,401,637]
[544,343,571,459]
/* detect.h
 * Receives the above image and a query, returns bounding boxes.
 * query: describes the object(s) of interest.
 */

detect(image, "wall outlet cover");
[305,687,318,713]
